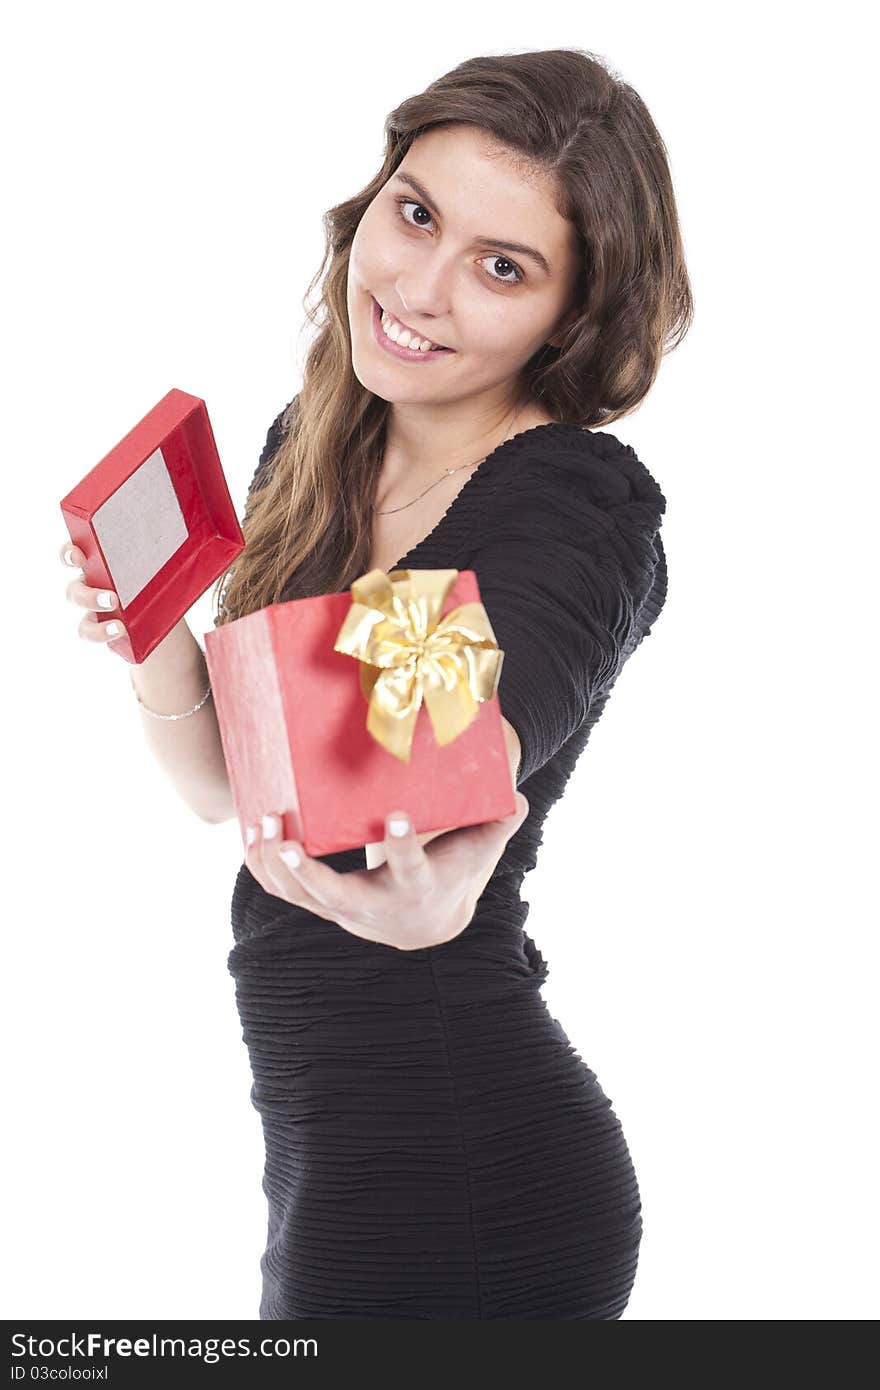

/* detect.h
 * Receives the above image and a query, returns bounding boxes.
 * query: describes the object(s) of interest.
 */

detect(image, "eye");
[394,197,525,288]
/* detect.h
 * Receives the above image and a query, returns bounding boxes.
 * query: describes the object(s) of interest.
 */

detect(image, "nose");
[394,279,450,326]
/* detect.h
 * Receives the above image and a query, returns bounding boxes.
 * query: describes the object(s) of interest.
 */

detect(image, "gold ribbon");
[332,567,504,763]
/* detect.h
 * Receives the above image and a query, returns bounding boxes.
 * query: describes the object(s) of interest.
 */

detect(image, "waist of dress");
[227,871,549,998]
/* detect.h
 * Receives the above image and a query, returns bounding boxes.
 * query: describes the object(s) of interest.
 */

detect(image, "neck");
[379,397,531,492]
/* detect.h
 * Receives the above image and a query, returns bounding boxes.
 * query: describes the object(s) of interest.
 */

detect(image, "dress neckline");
[389,420,586,573]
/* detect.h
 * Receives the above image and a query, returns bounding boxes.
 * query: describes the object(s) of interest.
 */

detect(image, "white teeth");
[380,305,443,352]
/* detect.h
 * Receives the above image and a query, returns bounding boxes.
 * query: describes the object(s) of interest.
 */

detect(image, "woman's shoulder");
[262,395,298,463]
[247,396,298,500]
[488,421,667,547]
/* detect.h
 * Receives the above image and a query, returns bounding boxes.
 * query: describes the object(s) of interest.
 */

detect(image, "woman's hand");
[60,539,198,669]
[59,540,128,646]
[245,794,530,951]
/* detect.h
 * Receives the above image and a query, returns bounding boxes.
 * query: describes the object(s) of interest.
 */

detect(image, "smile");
[370,295,455,361]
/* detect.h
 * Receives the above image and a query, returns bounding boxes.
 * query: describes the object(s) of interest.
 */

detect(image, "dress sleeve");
[470,436,666,785]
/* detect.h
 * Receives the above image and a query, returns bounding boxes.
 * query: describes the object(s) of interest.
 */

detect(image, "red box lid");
[60,388,244,663]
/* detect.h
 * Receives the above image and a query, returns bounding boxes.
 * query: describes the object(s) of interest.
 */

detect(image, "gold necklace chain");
[372,405,521,516]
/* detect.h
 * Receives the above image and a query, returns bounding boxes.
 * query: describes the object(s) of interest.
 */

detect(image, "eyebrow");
[390,172,553,275]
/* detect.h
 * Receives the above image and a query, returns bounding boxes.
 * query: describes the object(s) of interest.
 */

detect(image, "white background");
[3,0,876,1322]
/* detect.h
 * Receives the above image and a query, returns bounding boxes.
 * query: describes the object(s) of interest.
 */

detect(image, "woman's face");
[346,124,582,408]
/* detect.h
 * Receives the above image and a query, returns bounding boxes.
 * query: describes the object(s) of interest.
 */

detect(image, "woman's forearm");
[129,619,235,823]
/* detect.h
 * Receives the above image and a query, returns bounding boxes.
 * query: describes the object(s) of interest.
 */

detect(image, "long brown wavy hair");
[213,47,693,626]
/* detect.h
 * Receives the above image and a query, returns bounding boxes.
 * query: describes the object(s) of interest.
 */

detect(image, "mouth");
[371,295,454,359]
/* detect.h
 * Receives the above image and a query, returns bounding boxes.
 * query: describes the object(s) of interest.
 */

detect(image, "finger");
[480,790,531,844]
[250,812,342,916]
[477,790,530,838]
[66,575,119,611]
[382,810,432,893]
[507,791,531,826]
[60,541,85,568]
[77,609,127,644]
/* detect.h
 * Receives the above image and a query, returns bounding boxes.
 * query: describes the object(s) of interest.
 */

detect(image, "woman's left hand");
[244,793,530,951]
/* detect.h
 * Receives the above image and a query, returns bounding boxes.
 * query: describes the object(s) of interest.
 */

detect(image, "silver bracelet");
[129,669,213,720]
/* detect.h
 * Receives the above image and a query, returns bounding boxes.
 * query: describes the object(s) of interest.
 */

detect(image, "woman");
[64,49,691,1319]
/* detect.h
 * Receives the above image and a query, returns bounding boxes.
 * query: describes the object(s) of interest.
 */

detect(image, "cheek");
[347,223,369,289]
[350,204,400,286]
[467,302,538,360]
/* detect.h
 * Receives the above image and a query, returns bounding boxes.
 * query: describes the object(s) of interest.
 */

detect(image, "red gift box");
[59,388,244,664]
[203,568,517,857]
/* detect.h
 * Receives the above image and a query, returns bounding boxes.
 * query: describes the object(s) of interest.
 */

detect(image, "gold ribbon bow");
[332,567,503,763]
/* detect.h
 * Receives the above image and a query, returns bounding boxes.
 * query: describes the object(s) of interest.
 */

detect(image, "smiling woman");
[212,45,691,1322]
[344,127,584,442]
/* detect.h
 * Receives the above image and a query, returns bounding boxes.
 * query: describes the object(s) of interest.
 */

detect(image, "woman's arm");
[130,619,235,824]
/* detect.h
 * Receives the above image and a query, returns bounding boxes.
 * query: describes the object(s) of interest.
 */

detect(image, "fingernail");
[262,813,280,839]
[63,546,77,566]
[245,825,257,845]
[96,591,116,609]
[387,812,410,838]
[280,845,302,870]
[105,622,121,637]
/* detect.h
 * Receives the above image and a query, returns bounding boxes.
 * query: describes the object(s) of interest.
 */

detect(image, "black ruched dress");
[224,406,668,1320]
